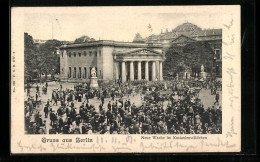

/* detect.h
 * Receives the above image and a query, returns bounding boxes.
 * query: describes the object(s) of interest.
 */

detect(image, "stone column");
[115,62,119,81]
[152,61,156,81]
[145,61,149,81]
[138,61,141,80]
[130,61,134,81]
[121,61,126,82]
[64,50,68,80]
[159,61,163,81]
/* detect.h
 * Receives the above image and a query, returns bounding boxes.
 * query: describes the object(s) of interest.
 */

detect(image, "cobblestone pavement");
[25,81,222,134]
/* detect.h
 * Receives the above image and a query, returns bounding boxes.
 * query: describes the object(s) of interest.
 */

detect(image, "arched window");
[68,67,71,78]
[79,67,81,78]
[73,67,76,78]
[84,67,87,78]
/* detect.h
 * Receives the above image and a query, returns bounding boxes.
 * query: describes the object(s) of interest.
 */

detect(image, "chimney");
[166,28,168,33]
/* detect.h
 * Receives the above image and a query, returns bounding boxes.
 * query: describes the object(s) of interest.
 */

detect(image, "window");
[84,67,87,78]
[99,50,101,56]
[100,70,102,77]
[84,51,86,56]
[74,52,76,57]
[68,67,71,78]
[61,51,63,57]
[79,53,81,57]
[215,49,221,60]
[62,68,64,74]
[69,53,71,57]
[89,51,92,56]
[95,51,97,57]
[79,67,82,78]
[73,67,76,78]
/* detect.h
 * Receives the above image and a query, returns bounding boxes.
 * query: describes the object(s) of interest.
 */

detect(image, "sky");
[21,6,224,42]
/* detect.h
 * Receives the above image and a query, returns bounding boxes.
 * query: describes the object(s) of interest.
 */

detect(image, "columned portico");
[114,48,165,82]
[119,60,163,82]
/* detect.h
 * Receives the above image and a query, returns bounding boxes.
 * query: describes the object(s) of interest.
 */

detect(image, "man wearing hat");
[50,110,56,126]
[107,101,111,111]
[44,104,48,118]
[58,116,64,133]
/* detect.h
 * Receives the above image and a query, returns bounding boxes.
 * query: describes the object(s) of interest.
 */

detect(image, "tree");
[38,40,62,80]
[163,45,187,76]
[163,41,215,76]
[74,35,95,43]
[133,33,145,43]
[183,41,214,74]
[24,33,39,82]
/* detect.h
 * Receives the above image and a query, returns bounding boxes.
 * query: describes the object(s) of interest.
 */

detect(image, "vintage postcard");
[11,6,241,153]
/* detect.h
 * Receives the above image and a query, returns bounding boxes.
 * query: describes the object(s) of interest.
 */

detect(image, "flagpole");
[52,21,53,40]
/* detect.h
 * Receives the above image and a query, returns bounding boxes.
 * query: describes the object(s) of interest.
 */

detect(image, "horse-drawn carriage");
[188,87,201,98]
[25,99,42,111]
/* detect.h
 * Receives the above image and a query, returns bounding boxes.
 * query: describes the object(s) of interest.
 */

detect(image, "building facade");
[59,40,165,82]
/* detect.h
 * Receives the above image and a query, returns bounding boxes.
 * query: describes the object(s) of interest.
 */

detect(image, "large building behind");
[59,41,165,83]
[136,22,222,76]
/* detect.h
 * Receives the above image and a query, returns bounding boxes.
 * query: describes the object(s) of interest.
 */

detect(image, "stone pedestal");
[200,72,207,80]
[90,77,99,88]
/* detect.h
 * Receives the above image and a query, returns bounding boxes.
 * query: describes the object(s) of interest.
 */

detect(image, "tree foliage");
[133,33,145,43]
[38,39,62,78]
[183,41,214,74]
[74,35,95,43]
[24,33,39,81]
[24,33,62,82]
[163,41,214,76]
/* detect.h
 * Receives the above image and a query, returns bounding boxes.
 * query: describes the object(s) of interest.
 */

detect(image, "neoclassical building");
[59,41,165,82]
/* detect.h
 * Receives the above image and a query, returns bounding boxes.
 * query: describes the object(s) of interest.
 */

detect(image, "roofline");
[60,40,163,49]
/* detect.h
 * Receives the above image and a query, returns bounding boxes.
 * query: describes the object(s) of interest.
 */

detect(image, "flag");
[147,24,153,32]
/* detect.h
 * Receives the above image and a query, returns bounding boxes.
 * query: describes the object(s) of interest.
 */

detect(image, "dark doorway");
[141,61,145,79]
[149,62,152,81]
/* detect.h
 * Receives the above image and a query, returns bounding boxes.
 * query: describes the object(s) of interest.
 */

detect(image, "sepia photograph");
[24,9,222,135]
[11,6,241,153]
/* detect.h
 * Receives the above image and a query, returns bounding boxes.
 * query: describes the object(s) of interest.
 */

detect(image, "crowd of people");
[24,78,222,134]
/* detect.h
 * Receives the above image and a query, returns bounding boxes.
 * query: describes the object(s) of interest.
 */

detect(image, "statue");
[91,67,96,77]
[201,64,204,72]
[200,64,206,80]
[90,67,98,88]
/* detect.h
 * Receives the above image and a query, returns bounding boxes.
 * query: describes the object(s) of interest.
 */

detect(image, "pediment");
[133,49,161,55]
[116,48,162,56]
[171,35,195,44]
